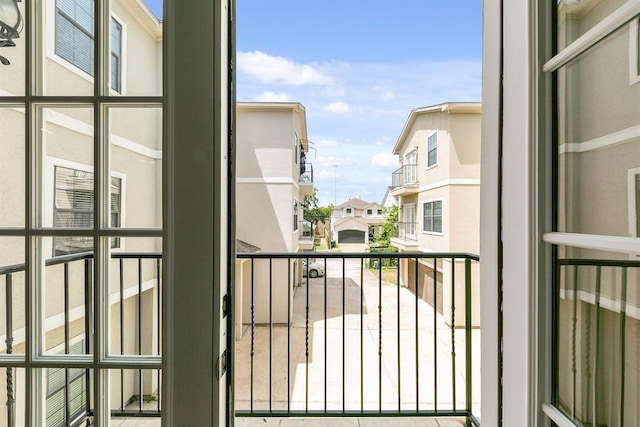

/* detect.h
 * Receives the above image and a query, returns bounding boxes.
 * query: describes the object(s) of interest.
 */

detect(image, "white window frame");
[630,17,640,85]
[404,149,417,183]
[426,130,438,169]
[293,198,299,231]
[422,199,443,235]
[404,203,416,239]
[44,157,127,256]
[46,1,128,94]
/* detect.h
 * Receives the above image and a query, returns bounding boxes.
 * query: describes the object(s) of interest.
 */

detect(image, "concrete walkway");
[234,258,481,425]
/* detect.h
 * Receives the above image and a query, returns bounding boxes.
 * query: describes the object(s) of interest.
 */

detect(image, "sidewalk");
[234,258,480,424]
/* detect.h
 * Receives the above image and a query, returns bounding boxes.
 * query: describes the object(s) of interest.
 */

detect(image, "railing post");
[5,273,14,427]
[465,257,472,415]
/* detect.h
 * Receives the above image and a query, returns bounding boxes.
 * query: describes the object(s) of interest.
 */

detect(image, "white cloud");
[315,138,339,148]
[371,153,398,169]
[380,90,396,101]
[315,156,352,167]
[322,101,350,113]
[253,91,289,102]
[237,51,334,86]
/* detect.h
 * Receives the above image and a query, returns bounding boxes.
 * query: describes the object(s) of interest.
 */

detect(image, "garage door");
[338,230,365,243]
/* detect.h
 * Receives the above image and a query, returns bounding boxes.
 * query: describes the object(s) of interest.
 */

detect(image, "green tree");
[376,204,398,246]
[302,189,333,223]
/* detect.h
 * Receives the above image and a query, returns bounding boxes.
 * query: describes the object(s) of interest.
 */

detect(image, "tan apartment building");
[0,0,162,425]
[329,197,386,249]
[235,102,314,327]
[389,102,481,326]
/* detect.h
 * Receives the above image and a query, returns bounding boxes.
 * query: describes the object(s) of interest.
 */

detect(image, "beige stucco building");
[329,198,386,250]
[389,102,481,326]
[235,102,314,328]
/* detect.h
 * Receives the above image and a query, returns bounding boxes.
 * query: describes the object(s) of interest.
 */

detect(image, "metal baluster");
[342,257,345,414]
[415,257,419,412]
[250,258,255,413]
[378,257,382,413]
[287,258,291,413]
[465,257,472,414]
[571,265,578,419]
[326,258,329,413]
[156,258,161,412]
[138,258,143,413]
[433,257,438,412]
[360,257,364,413]
[592,265,602,427]
[120,258,125,411]
[619,266,628,427]
[5,274,14,427]
[64,262,70,425]
[269,258,273,413]
[305,257,309,413]
[397,256,401,412]
[451,258,456,411]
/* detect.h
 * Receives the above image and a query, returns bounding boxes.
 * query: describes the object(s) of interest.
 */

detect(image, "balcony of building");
[390,222,419,251]
[299,162,314,196]
[0,250,481,426]
[390,164,419,197]
[298,220,315,250]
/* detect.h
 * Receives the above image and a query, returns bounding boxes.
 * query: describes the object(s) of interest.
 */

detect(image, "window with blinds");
[55,0,123,92]
[46,340,89,427]
[54,166,121,256]
[427,132,437,167]
[423,200,442,233]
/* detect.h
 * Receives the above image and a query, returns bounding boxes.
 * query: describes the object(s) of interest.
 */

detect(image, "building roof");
[392,102,482,154]
[334,197,380,210]
[236,239,261,253]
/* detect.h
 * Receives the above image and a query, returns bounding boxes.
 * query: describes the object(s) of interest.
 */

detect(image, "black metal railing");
[391,222,418,241]
[234,251,480,425]
[554,257,640,427]
[391,164,418,188]
[300,162,314,183]
[0,252,162,426]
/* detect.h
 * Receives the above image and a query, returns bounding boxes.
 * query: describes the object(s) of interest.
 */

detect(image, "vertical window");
[111,19,122,92]
[404,150,417,183]
[56,0,94,75]
[53,166,121,256]
[405,204,416,238]
[294,132,299,165]
[293,199,299,230]
[55,0,123,92]
[427,132,438,167]
[422,200,442,233]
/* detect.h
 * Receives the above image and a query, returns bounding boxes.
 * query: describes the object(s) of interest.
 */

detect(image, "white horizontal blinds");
[423,201,442,233]
[55,0,95,76]
[53,166,121,255]
[427,132,437,167]
[46,341,88,426]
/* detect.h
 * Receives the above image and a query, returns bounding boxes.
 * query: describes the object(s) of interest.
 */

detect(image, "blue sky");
[145,1,482,207]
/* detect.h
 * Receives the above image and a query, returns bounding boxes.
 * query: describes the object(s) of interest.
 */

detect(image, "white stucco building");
[235,102,314,326]
[330,197,386,249]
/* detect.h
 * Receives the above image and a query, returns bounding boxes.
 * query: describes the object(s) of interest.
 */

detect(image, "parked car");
[302,259,324,278]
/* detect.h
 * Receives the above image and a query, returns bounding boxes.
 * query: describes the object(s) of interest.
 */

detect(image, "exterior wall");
[236,103,310,324]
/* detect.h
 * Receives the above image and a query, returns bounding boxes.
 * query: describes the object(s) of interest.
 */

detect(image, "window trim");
[45,157,127,256]
[293,198,299,231]
[422,199,443,235]
[629,17,640,85]
[426,130,438,169]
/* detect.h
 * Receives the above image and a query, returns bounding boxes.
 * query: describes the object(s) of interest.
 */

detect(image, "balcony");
[235,251,481,426]
[0,252,162,427]
[0,250,481,426]
[390,164,419,196]
[299,162,314,196]
[390,222,419,251]
[299,220,315,250]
